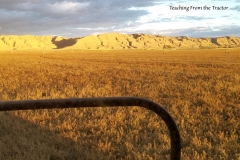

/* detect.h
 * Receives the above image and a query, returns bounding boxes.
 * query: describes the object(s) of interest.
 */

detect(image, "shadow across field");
[0,112,80,159]
[0,110,130,160]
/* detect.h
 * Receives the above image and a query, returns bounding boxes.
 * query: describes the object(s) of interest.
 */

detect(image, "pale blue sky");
[0,0,239,37]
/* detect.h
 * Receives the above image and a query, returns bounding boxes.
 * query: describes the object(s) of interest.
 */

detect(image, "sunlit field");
[0,49,239,160]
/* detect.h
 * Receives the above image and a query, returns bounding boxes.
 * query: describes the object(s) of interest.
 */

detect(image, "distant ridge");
[0,33,240,50]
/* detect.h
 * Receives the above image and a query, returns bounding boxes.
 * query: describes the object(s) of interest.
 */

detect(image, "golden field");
[0,49,239,160]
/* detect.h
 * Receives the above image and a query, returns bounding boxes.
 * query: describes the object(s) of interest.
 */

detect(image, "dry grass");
[0,49,239,160]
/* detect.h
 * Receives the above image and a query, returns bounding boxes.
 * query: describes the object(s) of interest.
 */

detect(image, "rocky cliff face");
[0,35,56,50]
[0,33,240,50]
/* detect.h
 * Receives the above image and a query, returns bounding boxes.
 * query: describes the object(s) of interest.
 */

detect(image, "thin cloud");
[230,5,240,11]
[177,16,214,21]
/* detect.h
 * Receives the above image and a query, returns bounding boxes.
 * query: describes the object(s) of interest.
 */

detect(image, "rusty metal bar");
[0,97,181,160]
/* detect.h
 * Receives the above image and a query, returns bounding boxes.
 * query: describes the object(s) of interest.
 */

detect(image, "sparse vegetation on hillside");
[199,45,214,49]
[163,45,174,49]
[0,49,239,159]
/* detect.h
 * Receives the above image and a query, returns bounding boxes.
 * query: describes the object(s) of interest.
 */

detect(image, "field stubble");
[0,49,239,159]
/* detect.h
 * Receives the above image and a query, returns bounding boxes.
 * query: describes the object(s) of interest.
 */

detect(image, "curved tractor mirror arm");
[0,97,181,160]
